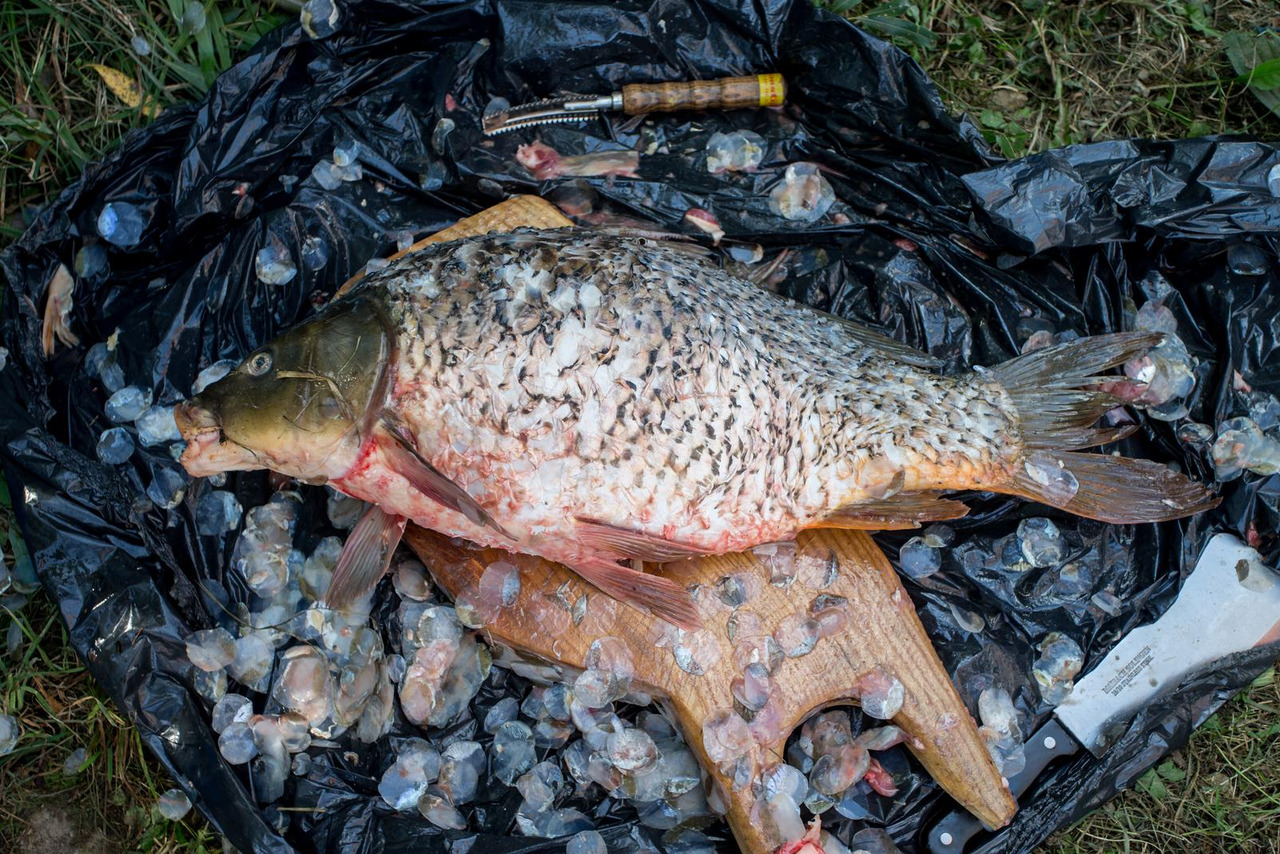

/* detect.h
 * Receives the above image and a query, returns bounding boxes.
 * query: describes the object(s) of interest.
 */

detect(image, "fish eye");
[247,352,272,376]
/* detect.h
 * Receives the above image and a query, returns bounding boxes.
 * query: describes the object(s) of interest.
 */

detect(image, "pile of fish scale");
[184,485,733,848]
[95,270,1142,853]
[170,480,1100,852]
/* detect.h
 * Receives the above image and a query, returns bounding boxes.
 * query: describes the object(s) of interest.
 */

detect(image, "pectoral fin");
[325,504,407,609]
[380,415,509,538]
[809,492,970,531]
[572,557,701,630]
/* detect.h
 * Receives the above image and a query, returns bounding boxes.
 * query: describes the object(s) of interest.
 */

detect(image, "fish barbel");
[175,229,1218,627]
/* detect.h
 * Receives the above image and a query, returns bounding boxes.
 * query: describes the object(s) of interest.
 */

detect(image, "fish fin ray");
[990,332,1220,522]
[379,415,509,537]
[1005,450,1220,523]
[808,493,970,530]
[324,505,406,608]
[991,332,1160,450]
[1040,423,1141,452]
[572,558,701,630]
[833,317,940,368]
[574,517,714,563]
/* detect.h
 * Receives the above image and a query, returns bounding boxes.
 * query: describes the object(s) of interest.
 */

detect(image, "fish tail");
[992,332,1220,523]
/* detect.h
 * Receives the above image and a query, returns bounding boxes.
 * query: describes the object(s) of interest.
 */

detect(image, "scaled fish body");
[176,229,1218,627]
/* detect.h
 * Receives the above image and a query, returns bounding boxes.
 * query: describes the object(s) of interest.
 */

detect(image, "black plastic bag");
[2,1,1278,852]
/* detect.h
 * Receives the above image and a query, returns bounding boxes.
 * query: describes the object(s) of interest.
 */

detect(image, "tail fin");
[993,332,1220,523]
[991,331,1157,452]
[1008,450,1219,523]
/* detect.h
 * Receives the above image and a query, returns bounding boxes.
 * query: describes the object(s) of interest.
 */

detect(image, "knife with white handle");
[925,533,1280,854]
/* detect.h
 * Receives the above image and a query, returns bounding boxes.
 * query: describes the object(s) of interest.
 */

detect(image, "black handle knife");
[925,719,1078,853]
[923,534,1280,854]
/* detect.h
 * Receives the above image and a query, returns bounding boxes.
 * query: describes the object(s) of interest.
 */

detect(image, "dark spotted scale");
[337,229,1020,565]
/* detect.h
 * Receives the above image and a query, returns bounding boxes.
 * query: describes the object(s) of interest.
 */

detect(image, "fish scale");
[178,227,1219,625]
[366,231,1016,556]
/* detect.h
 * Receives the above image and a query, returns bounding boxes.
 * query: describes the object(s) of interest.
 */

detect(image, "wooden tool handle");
[621,73,786,114]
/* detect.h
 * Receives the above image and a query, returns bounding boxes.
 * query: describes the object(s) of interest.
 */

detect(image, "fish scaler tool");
[482,74,787,135]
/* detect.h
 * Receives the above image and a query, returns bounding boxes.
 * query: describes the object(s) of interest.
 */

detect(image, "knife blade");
[924,533,1280,854]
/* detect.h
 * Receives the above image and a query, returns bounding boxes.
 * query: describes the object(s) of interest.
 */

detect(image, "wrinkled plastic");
[1,0,1278,852]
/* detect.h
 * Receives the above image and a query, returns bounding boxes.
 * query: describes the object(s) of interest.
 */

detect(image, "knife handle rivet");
[940,832,954,846]
[1044,735,1057,749]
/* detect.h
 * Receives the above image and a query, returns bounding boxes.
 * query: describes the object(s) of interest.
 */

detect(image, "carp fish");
[175,229,1219,628]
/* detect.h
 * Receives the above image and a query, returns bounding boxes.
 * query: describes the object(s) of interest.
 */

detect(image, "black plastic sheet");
[2,1,1279,852]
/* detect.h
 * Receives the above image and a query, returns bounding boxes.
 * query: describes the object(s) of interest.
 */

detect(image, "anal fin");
[572,557,701,630]
[325,504,407,609]
[808,492,970,531]
[574,517,714,563]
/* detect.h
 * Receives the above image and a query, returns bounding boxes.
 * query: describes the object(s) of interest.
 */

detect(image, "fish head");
[176,298,391,483]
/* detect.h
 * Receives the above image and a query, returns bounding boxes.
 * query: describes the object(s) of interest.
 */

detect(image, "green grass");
[1,597,222,852]
[2,0,1279,851]
[1045,668,1280,854]
[2,4,288,849]
[1,0,286,244]
[838,0,1280,157]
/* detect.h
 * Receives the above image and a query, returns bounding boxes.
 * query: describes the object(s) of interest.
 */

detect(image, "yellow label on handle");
[757,73,786,107]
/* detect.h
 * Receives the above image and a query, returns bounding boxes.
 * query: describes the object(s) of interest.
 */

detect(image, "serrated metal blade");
[484,114,587,135]
[482,93,617,136]
[482,96,578,136]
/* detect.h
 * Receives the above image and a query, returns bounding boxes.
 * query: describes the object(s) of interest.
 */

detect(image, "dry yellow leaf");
[86,63,140,106]
[42,262,79,358]
[86,63,162,119]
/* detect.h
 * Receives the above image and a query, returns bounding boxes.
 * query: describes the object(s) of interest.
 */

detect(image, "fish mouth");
[175,399,262,477]
[174,399,216,439]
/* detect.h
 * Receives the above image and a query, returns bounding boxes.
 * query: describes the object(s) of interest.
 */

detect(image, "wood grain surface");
[406,526,1016,853]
